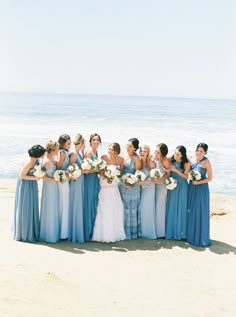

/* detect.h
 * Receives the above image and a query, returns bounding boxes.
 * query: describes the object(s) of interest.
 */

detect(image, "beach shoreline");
[1,178,236,317]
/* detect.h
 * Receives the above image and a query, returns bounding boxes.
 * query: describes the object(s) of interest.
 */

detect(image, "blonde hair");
[45,141,59,153]
[140,144,151,167]
[73,134,85,145]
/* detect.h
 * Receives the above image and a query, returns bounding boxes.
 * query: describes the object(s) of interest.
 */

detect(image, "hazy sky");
[1,0,235,99]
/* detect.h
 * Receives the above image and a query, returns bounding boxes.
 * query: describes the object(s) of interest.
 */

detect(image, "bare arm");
[170,162,190,180]
[56,150,66,169]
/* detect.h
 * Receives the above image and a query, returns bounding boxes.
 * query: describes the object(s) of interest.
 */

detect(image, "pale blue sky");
[0,0,235,99]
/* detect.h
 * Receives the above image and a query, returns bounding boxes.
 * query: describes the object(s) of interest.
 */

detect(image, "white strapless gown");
[92,177,126,242]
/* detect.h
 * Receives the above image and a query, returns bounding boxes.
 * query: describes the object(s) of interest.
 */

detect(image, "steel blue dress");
[13,164,40,242]
[140,168,156,239]
[154,160,168,238]
[119,159,141,240]
[83,153,100,241]
[39,160,60,243]
[68,153,84,243]
[165,161,188,240]
[57,149,70,239]
[187,157,210,247]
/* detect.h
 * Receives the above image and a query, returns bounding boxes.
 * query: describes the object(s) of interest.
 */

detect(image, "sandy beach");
[1,178,236,317]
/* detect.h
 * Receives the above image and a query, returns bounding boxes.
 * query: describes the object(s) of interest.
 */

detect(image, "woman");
[56,134,71,240]
[119,137,141,240]
[139,145,157,239]
[39,141,60,243]
[68,134,85,243]
[92,142,126,243]
[13,144,46,242]
[187,143,212,247]
[83,133,101,241]
[165,145,190,240]
[152,143,170,238]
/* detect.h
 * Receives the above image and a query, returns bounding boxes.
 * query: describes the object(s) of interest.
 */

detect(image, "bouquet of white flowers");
[92,158,107,171]
[188,169,201,181]
[66,163,81,179]
[53,170,67,183]
[104,164,121,181]
[163,177,177,190]
[121,173,137,188]
[134,170,147,183]
[150,168,164,179]
[80,158,93,170]
[33,164,47,178]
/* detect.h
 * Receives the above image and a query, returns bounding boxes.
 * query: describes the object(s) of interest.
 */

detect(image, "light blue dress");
[39,160,60,243]
[57,149,70,239]
[140,168,156,239]
[13,164,40,242]
[68,153,84,243]
[154,160,168,238]
[165,161,188,240]
[119,159,141,240]
[83,153,100,241]
[187,157,210,247]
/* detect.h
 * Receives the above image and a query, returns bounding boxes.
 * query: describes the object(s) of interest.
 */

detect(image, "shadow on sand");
[35,238,236,255]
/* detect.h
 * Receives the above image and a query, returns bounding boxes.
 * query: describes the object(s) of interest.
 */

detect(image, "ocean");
[0,92,235,196]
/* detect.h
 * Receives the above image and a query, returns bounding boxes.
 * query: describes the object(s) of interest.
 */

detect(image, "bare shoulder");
[163,157,170,168]
[117,155,124,164]
[85,150,93,158]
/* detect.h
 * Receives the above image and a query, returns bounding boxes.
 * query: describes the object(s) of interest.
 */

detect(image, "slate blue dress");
[140,168,156,239]
[187,157,210,247]
[119,159,141,240]
[68,153,84,243]
[154,160,168,238]
[83,153,100,241]
[57,149,70,239]
[165,161,188,240]
[13,164,40,242]
[39,160,60,243]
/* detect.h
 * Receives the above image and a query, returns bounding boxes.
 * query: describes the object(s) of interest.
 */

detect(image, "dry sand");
[0,179,236,317]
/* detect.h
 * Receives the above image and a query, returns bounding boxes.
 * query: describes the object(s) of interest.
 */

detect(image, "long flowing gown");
[13,165,40,242]
[140,168,156,239]
[83,153,100,241]
[68,153,84,243]
[39,160,60,243]
[57,150,70,239]
[165,161,188,240]
[92,176,126,243]
[119,159,141,240]
[154,160,168,238]
[187,157,210,247]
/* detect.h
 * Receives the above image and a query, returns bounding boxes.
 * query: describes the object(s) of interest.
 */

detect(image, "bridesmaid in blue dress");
[187,143,213,247]
[119,138,141,240]
[39,141,61,243]
[152,143,170,238]
[139,144,157,239]
[165,145,190,240]
[13,145,46,242]
[68,134,85,243]
[83,133,101,241]
[56,134,71,240]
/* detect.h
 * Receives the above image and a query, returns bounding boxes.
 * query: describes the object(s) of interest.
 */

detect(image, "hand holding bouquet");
[121,173,137,188]
[134,170,147,184]
[66,163,81,179]
[92,158,107,171]
[188,169,201,181]
[150,168,164,179]
[53,170,67,183]
[33,163,47,178]
[103,165,121,182]
[163,177,177,190]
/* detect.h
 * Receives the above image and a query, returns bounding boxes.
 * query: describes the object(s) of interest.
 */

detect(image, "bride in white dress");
[92,143,126,243]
